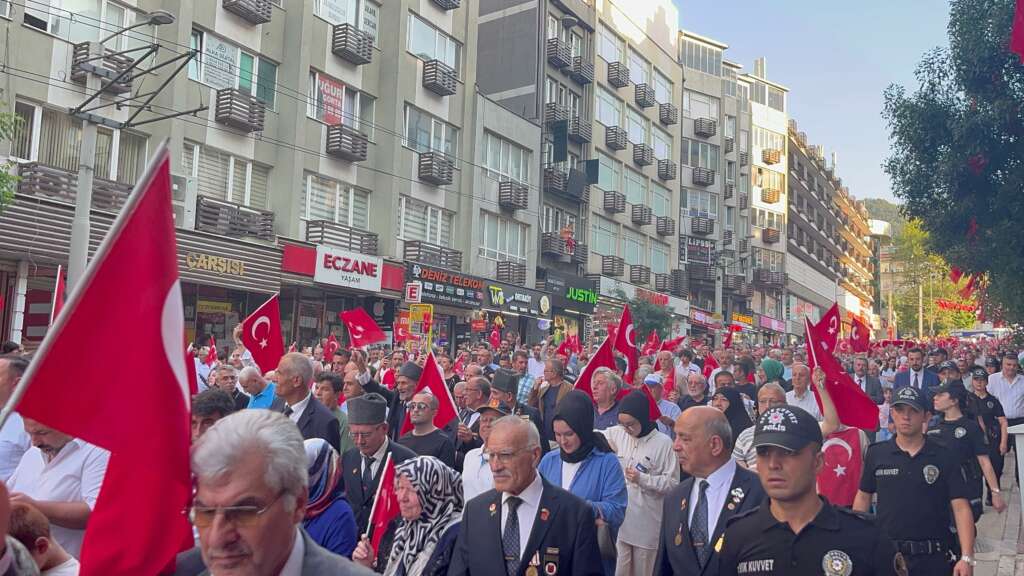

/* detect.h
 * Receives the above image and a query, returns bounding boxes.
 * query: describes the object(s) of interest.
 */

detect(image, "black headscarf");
[714,387,753,435]
[619,391,657,438]
[554,390,613,463]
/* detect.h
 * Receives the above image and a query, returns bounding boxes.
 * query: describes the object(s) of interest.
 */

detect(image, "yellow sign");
[732,313,754,325]
[197,300,233,314]
[186,252,246,277]
[409,304,434,350]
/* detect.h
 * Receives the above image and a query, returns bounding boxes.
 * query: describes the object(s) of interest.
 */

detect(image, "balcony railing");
[71,42,133,94]
[760,187,780,204]
[658,159,677,181]
[498,180,529,211]
[631,204,652,226]
[633,143,654,166]
[305,220,379,255]
[404,240,462,270]
[543,167,567,195]
[724,183,734,199]
[325,124,369,162]
[739,238,750,252]
[635,83,656,108]
[659,102,678,125]
[724,230,735,245]
[724,137,734,154]
[572,243,589,266]
[670,268,688,297]
[196,195,275,241]
[762,148,782,165]
[417,151,454,185]
[691,216,714,235]
[723,274,745,291]
[739,193,749,210]
[332,23,373,65]
[570,56,594,85]
[223,0,272,25]
[606,126,628,151]
[544,102,569,127]
[568,116,592,143]
[739,151,749,166]
[602,255,625,277]
[496,261,527,285]
[16,163,131,212]
[655,273,672,293]
[603,190,626,213]
[761,227,780,244]
[630,264,651,285]
[431,0,460,10]
[215,88,266,133]
[754,268,786,287]
[422,59,457,96]
[607,61,630,88]
[541,232,569,257]
[656,216,675,236]
[692,167,715,186]
[694,118,717,137]
[688,263,715,281]
[545,37,572,69]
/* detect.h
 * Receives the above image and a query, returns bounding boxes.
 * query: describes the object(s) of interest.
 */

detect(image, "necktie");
[502,497,522,576]
[691,480,711,566]
[283,405,293,417]
[913,372,919,390]
[362,455,376,492]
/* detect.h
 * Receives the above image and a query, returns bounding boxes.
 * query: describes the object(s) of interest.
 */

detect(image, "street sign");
[404,282,422,303]
[409,303,434,350]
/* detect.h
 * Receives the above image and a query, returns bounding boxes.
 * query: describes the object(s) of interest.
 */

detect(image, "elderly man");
[174,410,373,575]
[453,382,469,420]
[852,356,884,405]
[593,367,623,430]
[7,420,108,559]
[646,374,681,438]
[534,358,573,448]
[275,353,341,452]
[191,388,237,442]
[0,355,31,482]
[213,364,249,412]
[680,372,711,412]
[313,372,355,454]
[456,377,491,470]
[386,362,423,440]
[447,416,603,576]
[239,366,284,410]
[461,399,508,502]
[397,392,455,468]
[340,394,416,534]
[655,407,764,576]
[784,363,822,421]
[341,369,366,411]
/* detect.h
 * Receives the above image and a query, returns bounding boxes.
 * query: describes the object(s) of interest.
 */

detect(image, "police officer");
[969,366,1008,505]
[853,387,976,576]
[719,405,905,576]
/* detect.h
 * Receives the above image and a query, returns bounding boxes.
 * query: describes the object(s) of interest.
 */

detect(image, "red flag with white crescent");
[816,427,863,507]
[399,352,458,436]
[614,305,639,383]
[805,317,879,430]
[366,453,399,554]
[339,308,387,348]
[205,335,217,367]
[240,294,285,373]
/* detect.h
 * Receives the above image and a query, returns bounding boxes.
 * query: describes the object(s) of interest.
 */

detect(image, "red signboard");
[405,282,422,303]
[471,319,486,332]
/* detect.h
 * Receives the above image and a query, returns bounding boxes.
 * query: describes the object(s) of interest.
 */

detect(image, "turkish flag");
[702,352,720,380]
[556,338,571,358]
[660,335,685,352]
[400,352,458,436]
[240,294,285,373]
[205,335,217,367]
[452,352,466,377]
[50,265,66,324]
[958,274,978,300]
[614,305,639,383]
[569,334,582,355]
[13,146,191,575]
[723,324,741,349]
[641,330,661,356]
[339,308,387,348]
[288,341,297,353]
[394,312,412,342]
[324,334,340,359]
[574,335,616,399]
[805,317,879,430]
[1013,0,1024,62]
[366,453,399,553]
[949,266,964,285]
[849,316,870,353]
[816,304,842,353]
[816,427,863,507]
[488,328,501,350]
[185,346,199,396]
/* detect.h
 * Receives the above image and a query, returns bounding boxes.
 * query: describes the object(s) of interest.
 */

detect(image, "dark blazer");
[364,379,395,405]
[386,395,406,441]
[341,440,418,534]
[513,404,548,451]
[894,369,939,406]
[853,374,884,405]
[269,395,288,412]
[174,529,375,576]
[654,465,765,576]
[297,395,343,453]
[446,477,603,576]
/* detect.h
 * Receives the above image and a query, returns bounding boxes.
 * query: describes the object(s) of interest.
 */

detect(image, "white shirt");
[687,458,738,536]
[853,374,867,392]
[0,413,30,482]
[279,527,305,576]
[361,438,391,479]
[43,556,80,576]
[461,447,494,503]
[560,460,583,489]
[600,426,679,548]
[656,400,682,438]
[527,357,545,380]
[7,439,110,559]
[732,427,757,470]
[501,472,543,563]
[286,393,312,424]
[786,389,823,421]
[988,372,1024,419]
[908,369,926,389]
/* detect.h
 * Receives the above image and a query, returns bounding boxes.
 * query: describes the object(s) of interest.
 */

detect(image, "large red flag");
[660,335,685,352]
[574,335,616,399]
[805,317,879,430]
[339,308,388,348]
[702,352,720,380]
[325,334,341,359]
[240,294,285,373]
[641,330,661,356]
[400,352,458,436]
[614,305,639,383]
[205,335,217,367]
[849,316,871,353]
[9,146,191,575]
[816,427,864,507]
[816,304,842,353]
[50,265,65,324]
[366,453,399,553]
[1012,0,1024,62]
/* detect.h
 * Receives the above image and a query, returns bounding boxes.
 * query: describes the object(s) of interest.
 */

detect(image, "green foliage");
[0,112,22,213]
[624,293,674,341]
[883,0,1024,323]
[862,198,905,237]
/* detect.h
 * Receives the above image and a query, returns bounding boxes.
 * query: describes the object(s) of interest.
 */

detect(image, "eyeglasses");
[190,491,284,528]
[483,447,534,464]
[349,430,380,440]
[408,402,432,411]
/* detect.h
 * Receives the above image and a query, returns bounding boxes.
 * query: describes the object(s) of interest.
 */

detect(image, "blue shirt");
[516,373,536,407]
[247,382,277,409]
[594,402,620,430]
[303,497,357,558]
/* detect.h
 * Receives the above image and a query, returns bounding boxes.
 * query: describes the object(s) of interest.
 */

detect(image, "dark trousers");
[906,552,954,576]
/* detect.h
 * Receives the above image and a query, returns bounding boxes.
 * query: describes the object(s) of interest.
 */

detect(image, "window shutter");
[197,146,230,200]
[249,163,270,209]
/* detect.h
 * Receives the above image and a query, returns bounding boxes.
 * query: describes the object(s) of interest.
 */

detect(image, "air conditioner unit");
[171,174,197,230]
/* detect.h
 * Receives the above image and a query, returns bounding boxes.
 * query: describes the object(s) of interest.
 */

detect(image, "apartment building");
[834,178,877,329]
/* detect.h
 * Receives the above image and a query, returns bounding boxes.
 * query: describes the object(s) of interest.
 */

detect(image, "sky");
[676,1,952,203]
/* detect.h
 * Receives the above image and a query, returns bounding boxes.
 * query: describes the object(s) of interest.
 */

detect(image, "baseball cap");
[891,386,926,411]
[985,357,1001,369]
[477,397,511,416]
[752,406,823,452]
[971,367,989,380]
[939,360,959,372]
[643,373,664,387]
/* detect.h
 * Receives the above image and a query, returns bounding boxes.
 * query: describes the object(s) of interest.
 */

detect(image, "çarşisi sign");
[313,245,382,292]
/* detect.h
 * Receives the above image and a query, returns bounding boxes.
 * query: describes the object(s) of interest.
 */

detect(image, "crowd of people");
[0,330,1021,575]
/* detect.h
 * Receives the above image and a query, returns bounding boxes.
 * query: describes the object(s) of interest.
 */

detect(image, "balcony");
[496,261,527,286]
[196,195,275,241]
[762,227,780,244]
[332,23,373,65]
[688,263,715,282]
[630,264,651,285]
[325,124,369,162]
[723,274,745,291]
[754,268,786,287]
[603,190,626,213]
[739,239,750,252]
[404,240,462,270]
[215,88,265,133]
[739,151,750,166]
[568,116,592,143]
[691,216,714,235]
[633,143,654,166]
[694,118,717,138]
[739,193,749,210]
[692,167,715,186]
[71,42,133,94]
[760,187,780,204]
[606,126,628,151]
[659,102,678,125]
[635,83,656,108]
[16,163,131,212]
[223,0,272,25]
[607,61,630,88]
[670,268,688,297]
[723,230,734,245]
[431,0,460,10]
[762,148,782,165]
[724,137,734,154]
[631,204,652,226]
[724,183,734,199]
[422,59,457,96]
[305,220,379,255]
[498,180,529,211]
[656,216,675,236]
[570,56,595,85]
[602,255,625,277]
[544,102,569,127]
[417,151,454,185]
[543,167,567,195]
[655,273,672,293]
[541,232,569,257]
[545,37,572,69]
[572,243,589,266]
[657,159,677,181]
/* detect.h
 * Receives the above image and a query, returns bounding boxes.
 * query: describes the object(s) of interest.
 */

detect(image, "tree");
[0,112,21,213]
[616,290,674,340]
[883,0,1024,323]
[862,198,905,238]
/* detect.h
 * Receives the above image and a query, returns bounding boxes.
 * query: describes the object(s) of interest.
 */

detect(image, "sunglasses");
[190,491,284,528]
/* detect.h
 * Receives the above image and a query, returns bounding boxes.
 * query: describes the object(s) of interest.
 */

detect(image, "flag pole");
[362,452,394,546]
[804,317,818,367]
[0,140,173,431]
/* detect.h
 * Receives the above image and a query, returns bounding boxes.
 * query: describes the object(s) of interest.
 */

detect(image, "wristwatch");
[960,555,977,567]
[992,488,1002,494]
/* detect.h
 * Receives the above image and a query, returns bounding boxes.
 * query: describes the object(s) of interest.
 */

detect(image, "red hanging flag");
[240,294,285,373]
[574,335,617,399]
[324,334,341,359]
[366,453,399,554]
[185,345,199,396]
[1013,0,1024,62]
[641,330,661,356]
[339,308,388,348]
[205,335,218,367]
[702,352,720,380]
[958,274,978,300]
[723,324,742,349]
[11,146,191,575]
[569,334,582,355]
[556,338,571,359]
[660,335,685,352]
[816,304,842,353]
[805,317,879,430]
[452,351,466,377]
[849,316,871,353]
[399,352,459,436]
[488,327,501,350]
[949,266,964,285]
[50,265,66,324]
[614,305,639,383]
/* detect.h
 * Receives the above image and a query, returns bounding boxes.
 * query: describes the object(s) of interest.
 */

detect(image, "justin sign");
[314,245,383,292]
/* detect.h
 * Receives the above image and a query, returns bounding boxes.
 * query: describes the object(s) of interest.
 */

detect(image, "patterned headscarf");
[304,438,343,519]
[385,456,463,576]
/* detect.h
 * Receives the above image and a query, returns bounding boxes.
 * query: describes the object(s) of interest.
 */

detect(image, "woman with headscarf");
[352,456,462,576]
[711,386,754,437]
[302,438,358,557]
[599,391,678,576]
[538,390,627,575]
[760,358,788,389]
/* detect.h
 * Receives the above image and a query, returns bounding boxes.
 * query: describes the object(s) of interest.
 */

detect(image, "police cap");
[752,405,823,452]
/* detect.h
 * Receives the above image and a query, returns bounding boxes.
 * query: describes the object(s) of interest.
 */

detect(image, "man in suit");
[447,415,603,576]
[455,376,490,471]
[894,347,940,406]
[175,410,373,576]
[655,407,764,576]
[490,368,547,450]
[274,352,342,452]
[387,361,423,440]
[852,357,884,405]
[341,393,417,534]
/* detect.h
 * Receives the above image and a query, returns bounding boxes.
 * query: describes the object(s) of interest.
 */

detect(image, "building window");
[726,161,735,183]
[308,71,375,135]
[26,1,154,47]
[628,48,650,86]
[651,240,669,274]
[484,132,531,184]
[398,196,453,246]
[623,229,645,266]
[753,127,785,151]
[407,12,461,75]
[542,205,577,234]
[753,247,785,272]
[653,69,672,103]
[651,183,671,218]
[767,86,785,112]
[404,105,458,156]
[681,39,722,76]
[683,90,719,119]
[652,127,672,160]
[722,66,738,97]
[682,188,718,219]
[597,23,623,63]
[756,167,784,191]
[597,152,621,192]
[301,173,370,228]
[590,215,617,256]
[189,29,278,108]
[314,0,380,45]
[725,115,736,138]
[184,141,269,208]
[623,168,646,205]
[626,108,647,145]
[753,208,783,230]
[479,211,527,263]
[681,138,720,171]
[595,87,621,127]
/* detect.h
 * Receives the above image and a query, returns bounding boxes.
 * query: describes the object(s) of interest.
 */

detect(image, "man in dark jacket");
[387,361,423,440]
[274,352,341,452]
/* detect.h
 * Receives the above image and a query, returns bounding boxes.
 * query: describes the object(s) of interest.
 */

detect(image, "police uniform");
[971,367,1007,496]
[718,405,906,576]
[926,381,987,520]
[859,387,969,576]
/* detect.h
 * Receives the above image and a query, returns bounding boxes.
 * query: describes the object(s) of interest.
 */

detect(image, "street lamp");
[67,10,176,290]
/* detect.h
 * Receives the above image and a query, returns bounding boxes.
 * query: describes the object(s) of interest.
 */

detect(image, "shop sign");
[758,315,786,332]
[471,319,487,332]
[197,300,233,314]
[634,287,668,307]
[731,312,754,327]
[186,252,246,277]
[544,270,598,314]
[485,282,553,319]
[690,307,716,328]
[597,276,690,317]
[313,246,382,293]
[405,263,484,308]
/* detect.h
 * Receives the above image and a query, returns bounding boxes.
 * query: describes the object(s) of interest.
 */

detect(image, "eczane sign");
[314,245,383,292]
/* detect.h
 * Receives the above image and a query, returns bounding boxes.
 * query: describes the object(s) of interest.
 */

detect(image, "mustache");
[207,542,253,559]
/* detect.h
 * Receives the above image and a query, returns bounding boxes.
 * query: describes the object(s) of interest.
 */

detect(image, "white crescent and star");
[251,316,271,349]
[624,323,636,348]
[822,437,853,477]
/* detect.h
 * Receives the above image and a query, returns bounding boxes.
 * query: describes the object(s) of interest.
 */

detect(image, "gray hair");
[238,366,263,383]
[759,382,787,400]
[593,367,622,391]
[279,352,314,386]
[705,412,735,451]
[215,363,237,376]
[192,410,308,512]
[635,365,653,384]
[492,415,540,449]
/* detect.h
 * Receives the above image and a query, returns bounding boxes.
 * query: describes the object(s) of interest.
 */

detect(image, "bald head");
[673,406,733,477]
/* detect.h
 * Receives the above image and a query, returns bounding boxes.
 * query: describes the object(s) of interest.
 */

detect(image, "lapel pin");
[727,503,735,510]
[540,508,550,522]
[731,488,744,499]
[680,498,687,511]
[526,567,538,576]
[714,535,724,553]
[489,503,497,516]
[674,531,683,547]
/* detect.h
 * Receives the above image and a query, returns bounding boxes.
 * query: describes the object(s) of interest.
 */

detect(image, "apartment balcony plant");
[654,273,672,293]
[430,0,460,10]
[692,167,715,186]
[215,88,266,133]
[605,126,628,151]
[71,42,134,94]
[724,183,734,199]
[656,216,675,236]
[223,0,272,25]
[570,56,595,85]
[607,61,630,88]
[724,136,734,154]
[543,167,567,195]
[691,216,714,235]
[196,195,275,241]
[417,150,454,185]
[544,102,569,127]
[633,143,654,167]
[694,117,717,138]
[659,102,678,125]
[568,116,592,143]
[762,148,782,165]
[630,264,651,285]
[657,159,676,181]
[761,227,780,244]
[498,180,529,211]
[760,187,780,204]
[496,261,527,286]
[332,23,373,65]
[305,220,379,255]
[404,240,462,270]
[634,83,656,108]
[603,190,626,213]
[422,59,457,96]
[325,124,369,162]
[631,204,653,226]
[545,37,572,69]
[670,268,688,297]
[602,255,625,277]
